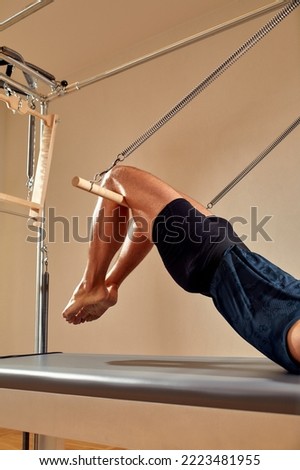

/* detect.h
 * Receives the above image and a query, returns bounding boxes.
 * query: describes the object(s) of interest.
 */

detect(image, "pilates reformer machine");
[1,0,300,450]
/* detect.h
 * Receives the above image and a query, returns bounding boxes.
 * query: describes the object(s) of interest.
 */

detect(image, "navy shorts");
[210,245,300,374]
[153,198,300,374]
[152,198,246,296]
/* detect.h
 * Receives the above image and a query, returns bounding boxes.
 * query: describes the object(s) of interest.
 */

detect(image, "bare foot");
[62,282,118,325]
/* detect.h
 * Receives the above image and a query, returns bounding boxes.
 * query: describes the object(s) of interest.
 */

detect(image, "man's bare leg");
[62,165,195,324]
[62,195,129,324]
[102,169,212,290]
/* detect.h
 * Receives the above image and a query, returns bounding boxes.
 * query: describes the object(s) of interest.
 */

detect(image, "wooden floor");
[0,428,123,450]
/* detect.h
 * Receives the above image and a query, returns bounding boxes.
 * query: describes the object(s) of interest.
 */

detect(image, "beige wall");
[1,4,300,449]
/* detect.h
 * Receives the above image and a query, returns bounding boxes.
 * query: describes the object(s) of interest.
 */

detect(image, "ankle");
[105,274,121,290]
[287,320,300,364]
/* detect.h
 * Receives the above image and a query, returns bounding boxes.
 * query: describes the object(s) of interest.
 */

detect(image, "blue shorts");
[153,198,246,296]
[153,198,300,374]
[210,245,300,374]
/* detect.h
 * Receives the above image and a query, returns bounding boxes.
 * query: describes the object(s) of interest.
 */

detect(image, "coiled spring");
[206,115,300,209]
[93,0,300,184]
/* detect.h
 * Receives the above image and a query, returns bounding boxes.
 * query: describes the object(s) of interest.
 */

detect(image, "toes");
[62,301,79,320]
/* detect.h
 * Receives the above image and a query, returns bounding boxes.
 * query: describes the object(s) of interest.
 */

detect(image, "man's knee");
[287,319,300,365]
[104,165,141,189]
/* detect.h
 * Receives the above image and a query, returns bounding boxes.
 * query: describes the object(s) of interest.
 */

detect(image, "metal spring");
[26,114,36,198]
[93,0,300,183]
[206,115,300,209]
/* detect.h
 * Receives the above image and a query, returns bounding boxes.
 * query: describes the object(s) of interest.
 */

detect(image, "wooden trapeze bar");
[72,176,127,207]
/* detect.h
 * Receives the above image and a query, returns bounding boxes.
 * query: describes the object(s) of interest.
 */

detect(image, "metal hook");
[41,245,48,272]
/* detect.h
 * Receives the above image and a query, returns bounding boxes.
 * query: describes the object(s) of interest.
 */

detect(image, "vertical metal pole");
[33,101,51,450]
[34,209,49,354]
[34,101,48,355]
[21,105,39,450]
